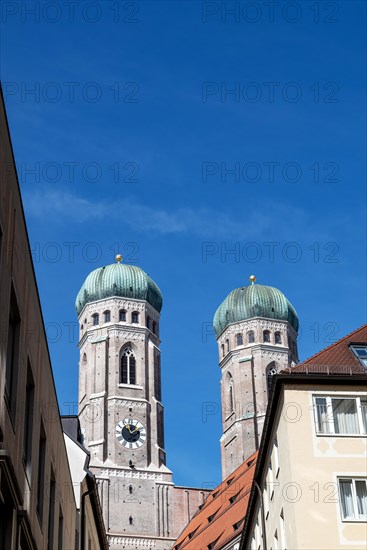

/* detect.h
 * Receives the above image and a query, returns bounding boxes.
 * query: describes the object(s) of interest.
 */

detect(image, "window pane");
[339,480,354,519]
[332,399,358,434]
[121,356,128,384]
[361,399,367,433]
[315,397,329,433]
[130,356,136,385]
[355,481,367,517]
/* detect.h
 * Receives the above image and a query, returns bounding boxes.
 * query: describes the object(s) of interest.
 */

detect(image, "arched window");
[131,311,139,324]
[228,373,234,413]
[92,313,99,326]
[104,310,111,323]
[248,331,255,344]
[263,330,271,343]
[236,333,243,346]
[266,362,278,393]
[221,344,225,358]
[275,331,282,344]
[226,339,230,352]
[152,321,157,335]
[147,316,151,329]
[120,347,136,385]
[119,309,126,322]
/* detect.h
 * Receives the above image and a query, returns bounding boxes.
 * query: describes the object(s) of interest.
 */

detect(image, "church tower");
[213,276,299,479]
[76,255,172,549]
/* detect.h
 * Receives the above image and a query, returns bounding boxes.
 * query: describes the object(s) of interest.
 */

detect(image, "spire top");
[115,254,123,263]
[249,275,256,284]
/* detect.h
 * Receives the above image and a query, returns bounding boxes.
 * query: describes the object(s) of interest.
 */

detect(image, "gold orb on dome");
[115,254,123,263]
[249,275,256,284]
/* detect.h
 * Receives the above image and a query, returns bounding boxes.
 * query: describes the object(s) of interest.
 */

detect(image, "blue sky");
[1,0,366,488]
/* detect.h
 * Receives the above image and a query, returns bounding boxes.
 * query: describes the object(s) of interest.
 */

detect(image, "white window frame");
[350,345,367,368]
[338,477,367,522]
[312,395,366,436]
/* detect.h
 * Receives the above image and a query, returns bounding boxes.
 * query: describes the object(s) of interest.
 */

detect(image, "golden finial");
[115,254,123,263]
[249,275,256,284]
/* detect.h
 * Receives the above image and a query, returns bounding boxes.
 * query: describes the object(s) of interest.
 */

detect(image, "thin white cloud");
[23,188,347,243]
[24,188,272,238]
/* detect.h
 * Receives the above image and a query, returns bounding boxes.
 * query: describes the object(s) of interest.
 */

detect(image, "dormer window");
[92,313,99,326]
[236,333,243,346]
[248,331,255,344]
[104,310,111,323]
[263,330,271,343]
[350,346,367,368]
[119,309,126,322]
[131,311,139,324]
[275,331,282,344]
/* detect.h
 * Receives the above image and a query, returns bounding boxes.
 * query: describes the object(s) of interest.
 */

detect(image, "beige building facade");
[240,326,367,549]
[0,88,107,549]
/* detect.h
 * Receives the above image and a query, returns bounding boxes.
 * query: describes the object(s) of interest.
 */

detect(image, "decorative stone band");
[218,318,288,344]
[108,535,176,547]
[103,469,164,480]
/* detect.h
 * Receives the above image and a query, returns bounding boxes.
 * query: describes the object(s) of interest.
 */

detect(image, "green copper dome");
[75,260,163,315]
[213,280,298,337]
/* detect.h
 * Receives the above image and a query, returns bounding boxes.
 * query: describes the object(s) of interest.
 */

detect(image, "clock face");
[116,418,146,449]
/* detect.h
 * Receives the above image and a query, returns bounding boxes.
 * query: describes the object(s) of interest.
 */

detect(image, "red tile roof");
[173,452,257,550]
[282,324,367,375]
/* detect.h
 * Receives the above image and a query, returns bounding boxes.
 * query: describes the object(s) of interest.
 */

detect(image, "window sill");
[341,518,367,523]
[118,384,143,390]
[316,432,366,438]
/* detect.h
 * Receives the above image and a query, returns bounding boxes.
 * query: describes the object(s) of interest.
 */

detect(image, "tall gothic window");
[119,309,126,322]
[275,331,282,344]
[228,374,234,413]
[236,333,243,346]
[266,362,278,393]
[92,313,99,326]
[120,347,136,385]
[248,331,255,343]
[131,311,139,324]
[263,330,271,343]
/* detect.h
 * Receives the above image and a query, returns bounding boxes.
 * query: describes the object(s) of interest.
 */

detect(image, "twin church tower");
[75,256,299,549]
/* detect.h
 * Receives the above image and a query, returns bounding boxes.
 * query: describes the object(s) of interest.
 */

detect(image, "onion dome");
[75,255,162,315]
[213,275,298,338]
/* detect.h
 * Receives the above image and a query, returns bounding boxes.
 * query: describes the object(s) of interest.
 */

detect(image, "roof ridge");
[299,324,367,366]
